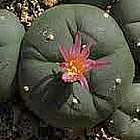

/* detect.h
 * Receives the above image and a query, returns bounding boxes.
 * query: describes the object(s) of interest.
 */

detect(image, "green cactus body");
[112,0,140,44]
[87,1,140,138]
[62,0,109,8]
[18,4,134,127]
[0,10,25,101]
[112,0,140,82]
[112,0,140,24]
[106,84,140,140]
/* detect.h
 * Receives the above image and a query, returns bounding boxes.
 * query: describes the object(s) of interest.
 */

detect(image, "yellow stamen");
[66,56,86,77]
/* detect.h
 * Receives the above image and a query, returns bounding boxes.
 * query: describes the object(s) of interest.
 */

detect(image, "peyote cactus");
[18,4,134,128]
[99,0,140,139]
[0,10,24,101]
[105,83,140,140]
[111,0,140,82]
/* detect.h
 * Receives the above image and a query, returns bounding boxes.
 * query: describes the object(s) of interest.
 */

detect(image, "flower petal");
[69,44,75,58]
[79,75,89,91]
[59,45,69,61]
[81,46,90,58]
[73,32,81,54]
[86,58,110,71]
[86,59,96,71]
[62,73,76,83]
[95,58,111,70]
[59,62,68,69]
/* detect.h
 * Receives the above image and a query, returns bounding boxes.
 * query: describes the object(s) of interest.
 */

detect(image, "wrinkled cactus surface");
[112,0,140,52]
[106,83,140,140]
[101,1,140,138]
[18,4,134,127]
[0,10,24,101]
[112,0,140,82]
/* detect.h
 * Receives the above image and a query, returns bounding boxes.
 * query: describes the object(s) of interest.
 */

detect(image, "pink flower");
[59,32,109,91]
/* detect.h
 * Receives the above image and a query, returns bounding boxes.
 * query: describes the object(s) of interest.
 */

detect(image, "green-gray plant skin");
[112,0,140,83]
[18,4,134,128]
[106,84,140,140]
[101,0,140,139]
[0,10,25,102]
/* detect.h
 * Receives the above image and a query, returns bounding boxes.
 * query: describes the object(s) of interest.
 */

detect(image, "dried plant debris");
[20,0,44,27]
[86,127,120,140]
[0,103,39,140]
[0,103,17,140]
[42,0,59,7]
[0,102,120,140]
[0,0,60,28]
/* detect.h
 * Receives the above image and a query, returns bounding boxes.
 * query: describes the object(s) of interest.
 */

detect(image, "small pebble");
[137,42,140,47]
[47,34,55,41]
[115,78,121,84]
[103,12,109,18]
[82,44,87,48]
[72,98,78,104]
[136,108,140,113]
[23,86,30,92]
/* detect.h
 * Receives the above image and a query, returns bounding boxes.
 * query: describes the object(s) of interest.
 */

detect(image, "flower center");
[67,57,86,77]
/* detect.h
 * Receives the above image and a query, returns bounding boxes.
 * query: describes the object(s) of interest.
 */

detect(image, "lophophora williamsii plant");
[18,4,134,129]
[0,10,24,102]
[0,0,140,140]
[111,0,140,82]
[105,0,140,139]
[61,1,140,139]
